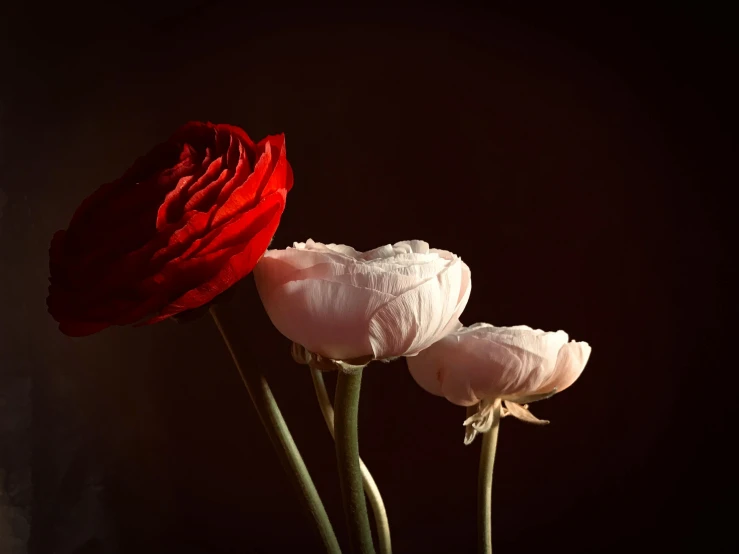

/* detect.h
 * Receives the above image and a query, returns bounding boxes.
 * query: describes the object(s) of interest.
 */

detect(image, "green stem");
[334,369,376,554]
[311,369,392,554]
[210,307,341,554]
[477,399,502,554]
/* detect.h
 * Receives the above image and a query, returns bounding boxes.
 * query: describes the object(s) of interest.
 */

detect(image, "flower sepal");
[463,398,501,445]
[501,401,550,425]
[463,393,553,444]
[291,342,371,375]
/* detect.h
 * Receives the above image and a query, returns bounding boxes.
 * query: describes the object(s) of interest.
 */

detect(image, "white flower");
[254,239,471,362]
[407,323,591,443]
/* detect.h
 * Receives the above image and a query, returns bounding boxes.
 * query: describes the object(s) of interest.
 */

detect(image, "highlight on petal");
[368,257,468,358]
[539,341,592,394]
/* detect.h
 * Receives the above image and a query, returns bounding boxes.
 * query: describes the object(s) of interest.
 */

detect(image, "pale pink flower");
[254,239,471,363]
[407,323,591,443]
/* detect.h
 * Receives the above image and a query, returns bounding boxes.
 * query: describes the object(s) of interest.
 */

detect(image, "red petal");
[256,135,292,199]
[155,156,212,230]
[182,135,245,216]
[255,134,292,191]
[196,190,285,257]
[214,123,256,152]
[212,140,282,227]
[141,192,285,324]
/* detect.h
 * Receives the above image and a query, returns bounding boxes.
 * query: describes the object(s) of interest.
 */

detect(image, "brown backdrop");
[0,2,733,553]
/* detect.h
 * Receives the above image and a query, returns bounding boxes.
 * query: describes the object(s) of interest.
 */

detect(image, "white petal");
[452,319,465,331]
[438,260,471,340]
[393,240,430,254]
[538,340,591,393]
[369,258,465,358]
[409,330,525,406]
[406,321,585,406]
[482,326,569,391]
[254,248,347,295]
[361,244,397,260]
[294,239,363,259]
[465,322,496,333]
[445,335,524,402]
[257,240,471,366]
[303,261,449,297]
[257,278,393,360]
[405,346,446,397]
[322,243,363,258]
[440,367,483,406]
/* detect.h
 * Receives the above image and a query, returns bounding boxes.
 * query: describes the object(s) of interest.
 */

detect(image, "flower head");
[48,122,293,336]
[254,239,471,364]
[407,322,591,443]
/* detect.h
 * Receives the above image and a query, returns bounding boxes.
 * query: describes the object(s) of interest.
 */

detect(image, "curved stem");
[334,369,376,554]
[210,307,341,554]
[311,368,392,554]
[477,399,502,554]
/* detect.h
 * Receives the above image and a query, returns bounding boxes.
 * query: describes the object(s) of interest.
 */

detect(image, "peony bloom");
[254,239,471,365]
[407,323,591,443]
[48,122,293,336]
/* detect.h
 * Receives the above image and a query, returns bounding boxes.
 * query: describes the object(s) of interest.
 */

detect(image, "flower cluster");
[48,120,591,436]
[47,121,592,553]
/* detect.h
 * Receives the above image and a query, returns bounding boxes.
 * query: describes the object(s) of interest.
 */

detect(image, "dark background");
[0,2,734,553]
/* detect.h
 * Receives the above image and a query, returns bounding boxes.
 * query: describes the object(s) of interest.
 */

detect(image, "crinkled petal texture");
[253,239,471,360]
[47,122,293,336]
[407,322,591,406]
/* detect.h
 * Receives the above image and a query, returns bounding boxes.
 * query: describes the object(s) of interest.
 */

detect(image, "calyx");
[462,389,557,445]
[291,343,372,374]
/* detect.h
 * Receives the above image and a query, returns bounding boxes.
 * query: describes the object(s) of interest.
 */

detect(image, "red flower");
[48,122,293,336]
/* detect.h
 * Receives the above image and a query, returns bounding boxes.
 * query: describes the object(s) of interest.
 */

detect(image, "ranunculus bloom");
[48,122,293,336]
[407,323,591,442]
[408,323,591,405]
[253,240,471,362]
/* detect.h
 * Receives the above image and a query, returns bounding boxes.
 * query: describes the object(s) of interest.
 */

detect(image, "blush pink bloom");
[408,323,591,406]
[254,239,471,362]
[407,323,591,443]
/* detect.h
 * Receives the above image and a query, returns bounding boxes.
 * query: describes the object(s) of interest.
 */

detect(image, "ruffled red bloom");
[48,122,293,336]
